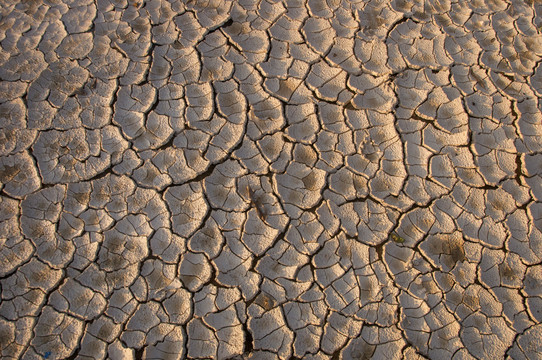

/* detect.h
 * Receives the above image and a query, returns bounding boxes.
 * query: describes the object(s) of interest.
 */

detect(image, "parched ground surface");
[1,0,542,359]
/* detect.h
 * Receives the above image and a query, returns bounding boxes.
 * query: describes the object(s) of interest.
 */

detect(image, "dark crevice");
[374,241,385,263]
[65,347,80,360]
[242,321,254,354]
[514,153,524,186]
[154,132,176,153]
[85,165,115,183]
[135,347,145,360]
[330,348,342,359]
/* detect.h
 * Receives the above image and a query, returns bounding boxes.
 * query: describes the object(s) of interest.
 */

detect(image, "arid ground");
[1,0,542,359]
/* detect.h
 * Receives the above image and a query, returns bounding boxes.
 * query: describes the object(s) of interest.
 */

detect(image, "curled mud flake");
[204,305,245,358]
[57,33,93,59]
[223,20,270,64]
[164,182,209,238]
[242,209,280,257]
[275,162,326,217]
[0,152,40,198]
[235,136,270,175]
[187,317,218,359]
[302,17,336,56]
[143,326,185,359]
[0,318,16,355]
[178,251,212,292]
[20,185,76,268]
[163,286,193,325]
[321,311,363,355]
[30,306,84,359]
[122,301,174,349]
[508,321,542,360]
[198,31,234,82]
[283,297,326,357]
[204,160,247,211]
[0,50,47,82]
[32,128,125,184]
[76,317,120,359]
[214,244,260,300]
[132,159,172,191]
[246,184,268,222]
[0,197,33,277]
[49,279,107,320]
[132,111,174,151]
[248,306,294,359]
[96,215,151,291]
[0,99,37,156]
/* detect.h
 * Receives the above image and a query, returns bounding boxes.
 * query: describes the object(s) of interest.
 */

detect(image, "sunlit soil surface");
[1,0,542,359]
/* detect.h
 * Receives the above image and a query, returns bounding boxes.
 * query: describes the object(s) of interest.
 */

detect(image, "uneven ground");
[1,0,542,359]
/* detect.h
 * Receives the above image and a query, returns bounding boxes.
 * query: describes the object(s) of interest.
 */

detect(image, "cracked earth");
[1,0,542,359]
